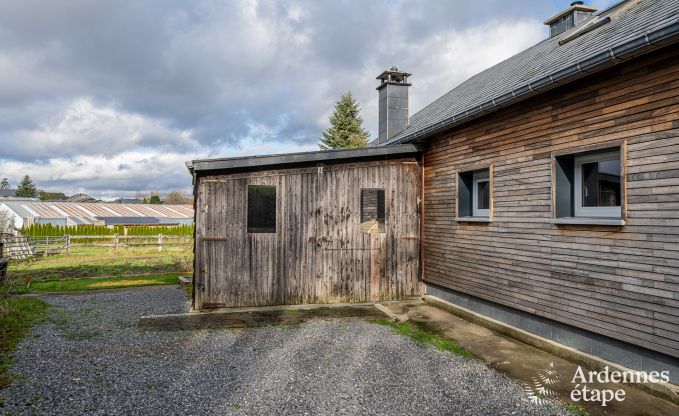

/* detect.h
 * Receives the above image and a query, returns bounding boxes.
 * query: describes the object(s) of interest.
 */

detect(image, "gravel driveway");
[1,286,568,416]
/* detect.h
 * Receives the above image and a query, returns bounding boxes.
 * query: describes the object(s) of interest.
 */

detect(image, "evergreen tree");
[319,92,370,150]
[0,178,9,189]
[16,175,37,197]
[149,195,162,204]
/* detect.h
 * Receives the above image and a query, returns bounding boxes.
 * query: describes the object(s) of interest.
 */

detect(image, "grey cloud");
[0,0,616,197]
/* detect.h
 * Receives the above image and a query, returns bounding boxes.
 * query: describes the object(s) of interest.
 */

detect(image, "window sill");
[551,217,625,226]
[455,217,492,223]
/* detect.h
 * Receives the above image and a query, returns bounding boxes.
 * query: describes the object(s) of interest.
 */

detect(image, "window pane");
[361,189,385,233]
[582,162,599,207]
[582,159,620,208]
[477,180,489,210]
[247,185,276,233]
[598,159,621,207]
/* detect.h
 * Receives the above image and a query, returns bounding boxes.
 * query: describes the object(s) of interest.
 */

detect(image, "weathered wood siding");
[194,158,421,309]
[422,44,679,358]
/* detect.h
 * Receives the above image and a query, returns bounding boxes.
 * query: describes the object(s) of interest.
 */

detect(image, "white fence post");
[65,234,70,254]
[158,234,163,252]
[114,233,120,250]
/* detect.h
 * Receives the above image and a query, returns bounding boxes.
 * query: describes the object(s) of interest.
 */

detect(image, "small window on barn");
[554,147,623,222]
[456,167,492,222]
[247,185,276,233]
[360,189,385,234]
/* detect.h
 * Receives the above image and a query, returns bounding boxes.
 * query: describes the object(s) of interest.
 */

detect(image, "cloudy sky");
[0,0,615,199]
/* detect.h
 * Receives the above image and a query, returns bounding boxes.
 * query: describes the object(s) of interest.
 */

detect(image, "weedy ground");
[1,245,193,390]
[0,285,48,388]
[372,318,473,357]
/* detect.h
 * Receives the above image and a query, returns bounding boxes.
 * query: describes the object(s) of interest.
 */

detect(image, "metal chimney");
[376,67,411,144]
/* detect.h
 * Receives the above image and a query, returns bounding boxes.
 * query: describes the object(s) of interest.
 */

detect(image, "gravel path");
[1,286,569,415]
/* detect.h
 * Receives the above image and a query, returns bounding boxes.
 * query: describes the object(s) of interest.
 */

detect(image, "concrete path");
[382,301,679,416]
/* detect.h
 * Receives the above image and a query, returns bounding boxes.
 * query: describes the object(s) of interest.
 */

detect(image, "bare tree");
[0,210,14,234]
[165,191,190,204]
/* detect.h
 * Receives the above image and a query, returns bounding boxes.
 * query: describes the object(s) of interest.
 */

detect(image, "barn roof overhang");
[186,144,421,175]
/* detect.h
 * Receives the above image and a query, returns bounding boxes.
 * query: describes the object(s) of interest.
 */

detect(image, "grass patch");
[373,319,472,357]
[565,403,589,416]
[15,274,181,294]
[7,246,192,281]
[0,296,48,388]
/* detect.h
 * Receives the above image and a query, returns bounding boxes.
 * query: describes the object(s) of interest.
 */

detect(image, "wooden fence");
[0,234,193,259]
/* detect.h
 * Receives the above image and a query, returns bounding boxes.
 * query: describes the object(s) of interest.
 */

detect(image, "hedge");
[21,223,194,237]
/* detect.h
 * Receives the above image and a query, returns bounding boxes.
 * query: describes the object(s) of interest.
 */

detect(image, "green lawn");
[13,274,183,294]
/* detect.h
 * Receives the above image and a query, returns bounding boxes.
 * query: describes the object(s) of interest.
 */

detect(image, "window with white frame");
[554,147,623,219]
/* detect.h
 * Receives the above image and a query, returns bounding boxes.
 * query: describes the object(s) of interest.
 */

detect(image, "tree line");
[1,175,191,203]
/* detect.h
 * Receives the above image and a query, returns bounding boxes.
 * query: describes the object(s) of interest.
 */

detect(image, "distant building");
[114,198,142,204]
[0,189,39,202]
[0,201,193,232]
[66,193,99,203]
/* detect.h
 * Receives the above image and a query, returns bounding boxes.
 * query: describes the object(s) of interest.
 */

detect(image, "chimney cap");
[376,67,412,81]
[544,2,597,25]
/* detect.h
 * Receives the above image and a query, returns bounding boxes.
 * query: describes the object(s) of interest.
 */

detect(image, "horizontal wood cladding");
[422,44,679,358]
[194,159,421,309]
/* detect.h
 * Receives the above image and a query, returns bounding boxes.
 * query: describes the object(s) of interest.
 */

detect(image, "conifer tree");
[0,178,9,189]
[16,175,37,197]
[319,92,370,150]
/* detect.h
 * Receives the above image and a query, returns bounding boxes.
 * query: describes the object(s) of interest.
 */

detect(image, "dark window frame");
[247,184,277,234]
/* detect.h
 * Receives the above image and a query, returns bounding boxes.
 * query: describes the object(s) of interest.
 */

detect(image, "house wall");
[422,44,679,360]
[193,158,422,309]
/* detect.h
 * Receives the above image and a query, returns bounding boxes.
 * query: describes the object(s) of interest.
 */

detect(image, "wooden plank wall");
[422,44,679,358]
[194,158,421,309]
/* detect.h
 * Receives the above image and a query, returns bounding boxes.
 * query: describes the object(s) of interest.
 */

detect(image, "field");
[7,245,192,283]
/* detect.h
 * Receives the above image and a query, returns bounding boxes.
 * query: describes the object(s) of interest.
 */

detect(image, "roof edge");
[386,17,679,145]
[188,144,422,174]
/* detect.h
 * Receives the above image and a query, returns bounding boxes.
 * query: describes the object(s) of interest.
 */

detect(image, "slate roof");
[387,0,679,144]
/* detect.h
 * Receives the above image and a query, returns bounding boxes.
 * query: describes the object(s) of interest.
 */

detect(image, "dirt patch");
[138,306,388,331]
[90,279,159,288]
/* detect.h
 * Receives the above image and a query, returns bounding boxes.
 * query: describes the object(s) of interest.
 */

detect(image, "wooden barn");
[189,0,679,381]
[187,146,423,309]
